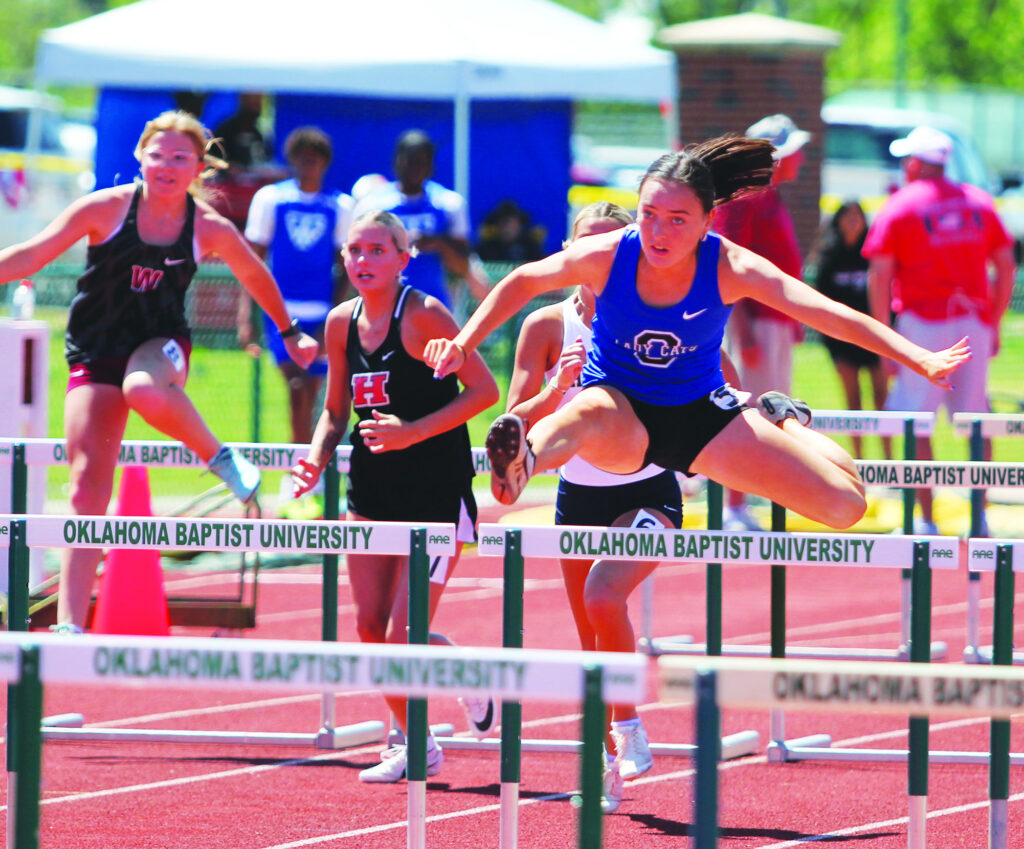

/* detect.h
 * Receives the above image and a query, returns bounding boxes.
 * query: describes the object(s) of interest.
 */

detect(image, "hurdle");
[642,410,947,663]
[952,412,1024,663]
[659,633,1024,849]
[0,632,645,849]
[0,512,459,751]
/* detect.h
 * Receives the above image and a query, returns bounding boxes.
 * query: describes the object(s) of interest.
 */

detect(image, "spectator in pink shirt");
[864,126,1017,534]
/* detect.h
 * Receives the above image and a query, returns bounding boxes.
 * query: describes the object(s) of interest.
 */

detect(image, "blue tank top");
[581,226,730,405]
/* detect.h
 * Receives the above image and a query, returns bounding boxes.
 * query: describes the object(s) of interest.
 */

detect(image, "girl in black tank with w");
[0,111,317,632]
[292,211,498,783]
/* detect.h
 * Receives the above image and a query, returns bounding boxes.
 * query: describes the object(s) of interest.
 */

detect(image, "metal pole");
[407,528,430,849]
[907,541,931,849]
[705,482,723,657]
[9,645,42,849]
[694,669,719,849]
[577,665,604,849]
[900,420,916,656]
[988,544,1014,849]
[500,530,523,849]
[769,502,787,745]
[317,457,341,742]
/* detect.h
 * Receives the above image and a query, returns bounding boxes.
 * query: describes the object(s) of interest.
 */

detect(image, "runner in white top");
[506,202,745,813]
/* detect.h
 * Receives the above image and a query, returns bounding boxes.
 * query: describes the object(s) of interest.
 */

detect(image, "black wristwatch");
[280,319,301,339]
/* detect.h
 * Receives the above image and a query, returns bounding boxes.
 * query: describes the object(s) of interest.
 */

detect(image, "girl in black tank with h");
[0,110,317,633]
[292,210,499,783]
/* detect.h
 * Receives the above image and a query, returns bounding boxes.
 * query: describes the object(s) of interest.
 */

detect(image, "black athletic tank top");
[66,184,198,364]
[345,285,473,489]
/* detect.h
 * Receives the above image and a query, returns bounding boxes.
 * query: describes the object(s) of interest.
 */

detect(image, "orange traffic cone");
[92,466,170,636]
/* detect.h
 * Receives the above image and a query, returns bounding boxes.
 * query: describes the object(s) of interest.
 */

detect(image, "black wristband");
[280,319,301,339]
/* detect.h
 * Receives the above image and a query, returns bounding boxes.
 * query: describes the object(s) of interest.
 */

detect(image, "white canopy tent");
[34,0,675,202]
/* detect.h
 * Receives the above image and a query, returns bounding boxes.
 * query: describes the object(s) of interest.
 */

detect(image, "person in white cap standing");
[864,126,1017,534]
[715,113,811,531]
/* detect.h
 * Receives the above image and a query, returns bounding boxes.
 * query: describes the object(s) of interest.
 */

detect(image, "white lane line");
[757,791,1024,848]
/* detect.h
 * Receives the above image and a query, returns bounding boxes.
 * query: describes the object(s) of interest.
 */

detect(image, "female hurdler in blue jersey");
[426,136,970,528]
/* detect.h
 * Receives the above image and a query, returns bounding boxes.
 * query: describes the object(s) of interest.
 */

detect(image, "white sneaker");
[913,518,940,536]
[601,759,623,814]
[359,744,443,783]
[612,721,653,780]
[756,391,812,427]
[723,504,762,532]
[459,695,497,740]
[49,622,84,635]
[486,414,536,505]
[208,446,261,504]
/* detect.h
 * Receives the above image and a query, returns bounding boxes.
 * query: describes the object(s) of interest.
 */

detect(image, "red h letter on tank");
[351,372,391,408]
[130,265,165,292]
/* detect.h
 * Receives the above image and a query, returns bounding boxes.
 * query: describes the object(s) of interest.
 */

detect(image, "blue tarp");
[95,88,571,254]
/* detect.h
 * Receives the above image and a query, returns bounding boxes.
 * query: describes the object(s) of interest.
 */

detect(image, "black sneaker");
[756,391,812,427]
[485,414,536,505]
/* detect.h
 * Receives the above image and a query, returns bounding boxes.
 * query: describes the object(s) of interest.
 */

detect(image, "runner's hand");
[424,338,466,378]
[291,457,321,497]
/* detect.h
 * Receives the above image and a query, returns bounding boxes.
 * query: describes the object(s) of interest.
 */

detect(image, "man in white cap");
[864,126,1017,534]
[715,114,811,531]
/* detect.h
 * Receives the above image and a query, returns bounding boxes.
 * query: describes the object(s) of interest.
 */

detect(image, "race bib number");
[162,339,186,373]
[710,384,744,411]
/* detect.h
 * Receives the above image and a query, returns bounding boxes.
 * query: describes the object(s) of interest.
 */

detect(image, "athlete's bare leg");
[58,384,129,628]
[122,337,222,462]
[691,408,865,528]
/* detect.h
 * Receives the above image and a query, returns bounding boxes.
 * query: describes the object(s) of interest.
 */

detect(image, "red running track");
[6,504,1024,848]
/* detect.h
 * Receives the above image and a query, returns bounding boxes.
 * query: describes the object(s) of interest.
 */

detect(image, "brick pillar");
[659,13,840,259]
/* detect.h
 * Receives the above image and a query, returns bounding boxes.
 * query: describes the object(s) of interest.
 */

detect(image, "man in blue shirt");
[354,130,486,308]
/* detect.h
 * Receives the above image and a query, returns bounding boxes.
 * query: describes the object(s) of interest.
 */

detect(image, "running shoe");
[601,759,624,814]
[485,414,535,505]
[358,743,444,783]
[612,720,653,780]
[208,446,261,504]
[49,622,84,635]
[756,391,812,427]
[459,695,497,740]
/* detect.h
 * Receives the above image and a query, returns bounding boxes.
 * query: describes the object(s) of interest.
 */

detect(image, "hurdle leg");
[964,420,986,662]
[767,504,787,757]
[500,531,524,849]
[693,669,719,849]
[907,541,932,849]
[988,545,1014,849]
[577,666,604,849]
[8,645,42,849]
[406,529,430,849]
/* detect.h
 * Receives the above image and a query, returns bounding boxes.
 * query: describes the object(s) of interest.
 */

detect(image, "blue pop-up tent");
[33,0,673,252]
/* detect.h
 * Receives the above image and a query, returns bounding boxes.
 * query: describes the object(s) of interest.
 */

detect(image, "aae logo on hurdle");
[967,539,1024,572]
[478,524,957,570]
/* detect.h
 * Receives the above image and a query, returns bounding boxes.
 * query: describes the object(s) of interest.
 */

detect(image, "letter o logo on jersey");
[633,330,682,368]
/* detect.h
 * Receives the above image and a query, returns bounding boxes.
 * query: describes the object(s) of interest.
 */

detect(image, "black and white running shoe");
[485,413,536,505]
[756,391,812,427]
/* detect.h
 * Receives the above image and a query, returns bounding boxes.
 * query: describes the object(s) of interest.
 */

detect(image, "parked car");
[0,85,95,257]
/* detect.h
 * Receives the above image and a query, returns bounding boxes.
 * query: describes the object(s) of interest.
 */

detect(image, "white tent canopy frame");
[33,0,674,203]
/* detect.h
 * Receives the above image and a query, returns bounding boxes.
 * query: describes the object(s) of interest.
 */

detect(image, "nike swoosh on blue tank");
[682,308,707,320]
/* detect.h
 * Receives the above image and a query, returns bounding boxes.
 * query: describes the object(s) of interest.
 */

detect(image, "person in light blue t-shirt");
[353,129,487,308]
[241,126,353,446]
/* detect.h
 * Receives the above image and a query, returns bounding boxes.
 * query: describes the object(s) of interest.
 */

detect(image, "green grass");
[35,305,1024,505]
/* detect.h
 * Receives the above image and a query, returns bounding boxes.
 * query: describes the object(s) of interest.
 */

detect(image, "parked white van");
[0,85,95,255]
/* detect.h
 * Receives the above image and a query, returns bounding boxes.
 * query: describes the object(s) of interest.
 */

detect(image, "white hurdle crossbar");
[660,651,1024,849]
[0,631,646,849]
[1,513,455,751]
